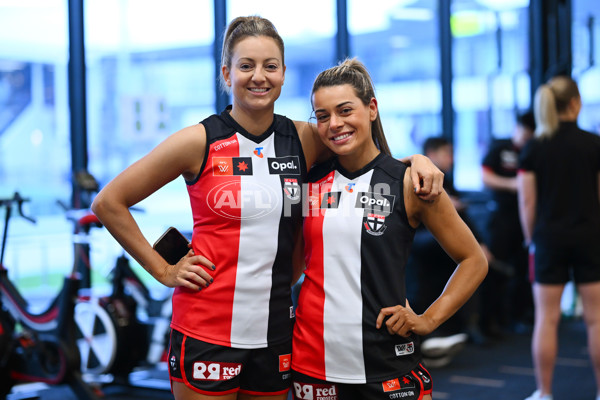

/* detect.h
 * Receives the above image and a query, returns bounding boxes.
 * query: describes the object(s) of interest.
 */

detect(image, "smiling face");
[222,36,285,114]
[312,84,380,171]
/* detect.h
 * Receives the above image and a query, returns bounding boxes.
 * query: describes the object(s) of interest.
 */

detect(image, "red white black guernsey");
[292,153,420,383]
[171,108,306,349]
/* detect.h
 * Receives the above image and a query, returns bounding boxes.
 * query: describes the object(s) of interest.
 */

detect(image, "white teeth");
[332,133,351,142]
[249,88,268,92]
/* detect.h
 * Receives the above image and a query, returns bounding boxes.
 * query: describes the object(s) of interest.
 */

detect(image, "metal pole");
[67,0,88,209]
[214,0,229,113]
[336,0,350,63]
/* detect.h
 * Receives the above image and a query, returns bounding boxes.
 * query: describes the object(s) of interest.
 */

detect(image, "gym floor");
[7,317,595,400]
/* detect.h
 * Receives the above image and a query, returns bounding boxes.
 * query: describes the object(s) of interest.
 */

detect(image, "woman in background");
[518,76,600,400]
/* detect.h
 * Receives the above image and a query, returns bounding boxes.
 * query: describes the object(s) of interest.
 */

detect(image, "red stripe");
[411,370,425,399]
[171,136,241,346]
[292,173,334,378]
[528,248,535,283]
[1,286,59,325]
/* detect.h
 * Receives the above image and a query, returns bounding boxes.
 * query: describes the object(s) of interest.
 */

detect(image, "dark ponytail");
[311,58,391,156]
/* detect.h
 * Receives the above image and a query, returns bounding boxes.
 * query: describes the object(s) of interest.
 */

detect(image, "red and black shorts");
[291,363,432,400]
[168,329,292,396]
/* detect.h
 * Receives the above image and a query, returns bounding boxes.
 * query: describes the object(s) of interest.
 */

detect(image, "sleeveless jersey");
[292,153,419,383]
[170,108,307,349]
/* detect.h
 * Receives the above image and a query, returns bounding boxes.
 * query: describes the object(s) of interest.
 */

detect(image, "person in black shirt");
[481,111,535,336]
[518,76,600,400]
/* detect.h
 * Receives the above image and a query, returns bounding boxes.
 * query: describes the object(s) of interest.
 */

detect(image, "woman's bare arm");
[92,124,214,290]
[517,170,536,246]
[376,169,488,336]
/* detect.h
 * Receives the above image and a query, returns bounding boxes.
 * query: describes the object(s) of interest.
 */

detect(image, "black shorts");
[168,329,292,396]
[291,363,432,400]
[531,241,600,284]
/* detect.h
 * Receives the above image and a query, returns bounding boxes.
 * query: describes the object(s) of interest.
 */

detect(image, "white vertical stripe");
[322,170,373,382]
[230,133,282,347]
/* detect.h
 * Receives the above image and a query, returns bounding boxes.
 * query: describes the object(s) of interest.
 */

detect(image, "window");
[572,0,600,134]
[348,0,442,160]
[452,0,530,190]
[0,0,73,293]
[0,0,70,211]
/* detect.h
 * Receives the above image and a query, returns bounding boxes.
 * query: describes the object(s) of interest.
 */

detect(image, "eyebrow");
[237,57,281,63]
[314,101,353,114]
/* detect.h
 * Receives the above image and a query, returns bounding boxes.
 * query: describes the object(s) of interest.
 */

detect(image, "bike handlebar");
[0,192,36,224]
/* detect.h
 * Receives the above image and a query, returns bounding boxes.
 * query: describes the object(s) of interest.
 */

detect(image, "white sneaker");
[421,333,468,358]
[524,390,553,400]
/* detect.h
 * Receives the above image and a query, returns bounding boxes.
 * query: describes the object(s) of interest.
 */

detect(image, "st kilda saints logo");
[283,178,300,201]
[358,191,394,236]
[364,213,387,236]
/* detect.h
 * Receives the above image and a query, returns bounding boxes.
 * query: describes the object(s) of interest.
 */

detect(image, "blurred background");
[0,0,598,297]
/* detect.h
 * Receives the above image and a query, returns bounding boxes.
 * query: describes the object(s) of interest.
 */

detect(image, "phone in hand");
[152,227,190,265]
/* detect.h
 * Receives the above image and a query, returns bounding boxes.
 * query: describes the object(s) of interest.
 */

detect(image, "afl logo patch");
[212,157,253,176]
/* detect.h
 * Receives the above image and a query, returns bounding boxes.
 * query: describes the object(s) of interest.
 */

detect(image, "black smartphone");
[152,227,190,265]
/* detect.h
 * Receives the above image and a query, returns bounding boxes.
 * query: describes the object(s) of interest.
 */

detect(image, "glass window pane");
[452,0,530,190]
[0,0,73,294]
[348,0,441,160]
[572,0,600,134]
[85,0,215,286]
[0,0,70,208]
[227,0,336,121]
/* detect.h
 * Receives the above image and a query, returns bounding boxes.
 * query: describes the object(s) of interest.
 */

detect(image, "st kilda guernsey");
[292,153,421,383]
[171,108,306,348]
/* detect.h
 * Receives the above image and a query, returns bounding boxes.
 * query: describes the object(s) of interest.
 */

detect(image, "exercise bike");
[0,192,101,399]
[55,172,148,382]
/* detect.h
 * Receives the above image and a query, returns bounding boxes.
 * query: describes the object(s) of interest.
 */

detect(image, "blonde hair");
[534,76,580,139]
[311,58,391,156]
[220,16,285,93]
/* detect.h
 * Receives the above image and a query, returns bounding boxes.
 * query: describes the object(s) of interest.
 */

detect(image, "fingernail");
[198,287,202,291]
[210,278,214,283]
[211,265,216,270]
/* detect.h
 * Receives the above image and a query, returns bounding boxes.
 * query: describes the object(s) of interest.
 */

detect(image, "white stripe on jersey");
[231,133,282,347]
[322,170,373,382]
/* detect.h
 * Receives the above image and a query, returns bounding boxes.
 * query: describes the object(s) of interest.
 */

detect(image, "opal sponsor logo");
[355,192,395,215]
[268,156,300,175]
